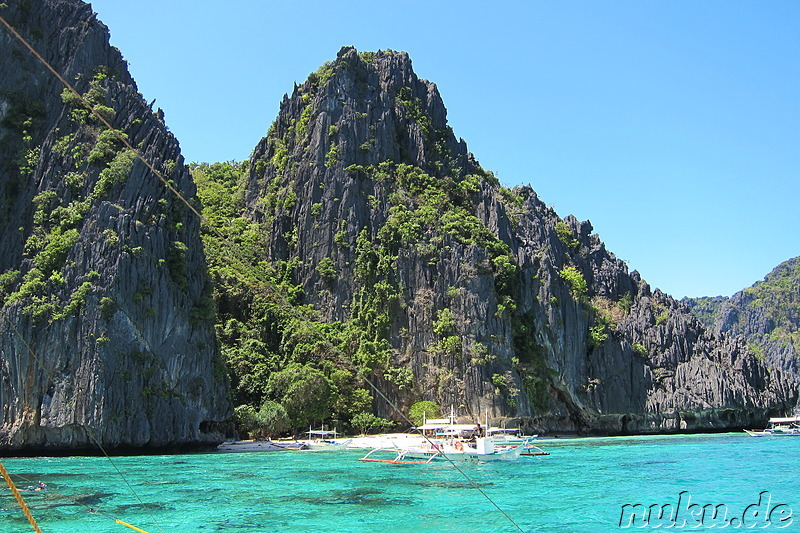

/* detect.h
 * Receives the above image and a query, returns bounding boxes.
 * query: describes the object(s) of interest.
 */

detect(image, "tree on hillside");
[257,399,290,439]
[351,412,394,435]
[408,400,442,426]
[267,363,334,433]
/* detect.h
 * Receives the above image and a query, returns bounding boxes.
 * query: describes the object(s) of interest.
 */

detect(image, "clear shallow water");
[1,433,798,532]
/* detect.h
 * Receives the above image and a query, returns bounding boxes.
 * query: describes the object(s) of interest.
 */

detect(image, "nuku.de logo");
[619,491,793,529]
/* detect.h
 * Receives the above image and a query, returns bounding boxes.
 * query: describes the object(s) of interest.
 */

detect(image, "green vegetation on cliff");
[3,69,137,323]
[194,151,520,435]
[741,258,800,345]
[684,257,800,355]
[193,161,394,436]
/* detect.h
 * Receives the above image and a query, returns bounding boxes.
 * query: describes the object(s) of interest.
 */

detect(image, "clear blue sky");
[88,1,799,299]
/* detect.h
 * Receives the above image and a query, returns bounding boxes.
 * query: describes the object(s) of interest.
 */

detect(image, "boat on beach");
[305,438,353,451]
[304,427,353,451]
[744,416,800,437]
[268,440,309,450]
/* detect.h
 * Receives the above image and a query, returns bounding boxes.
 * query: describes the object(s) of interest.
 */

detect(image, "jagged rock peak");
[247,46,475,206]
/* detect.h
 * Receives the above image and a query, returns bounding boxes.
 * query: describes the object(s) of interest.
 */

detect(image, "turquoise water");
[1,433,798,532]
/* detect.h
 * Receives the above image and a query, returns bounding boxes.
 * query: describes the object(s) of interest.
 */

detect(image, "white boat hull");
[359,438,530,464]
[744,429,800,437]
[744,416,800,437]
[306,439,353,451]
[216,440,287,452]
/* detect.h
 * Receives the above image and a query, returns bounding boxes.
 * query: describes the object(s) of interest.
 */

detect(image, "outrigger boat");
[487,426,538,446]
[268,440,309,450]
[359,409,538,464]
[216,440,289,452]
[520,444,550,457]
[359,436,530,464]
[304,427,353,451]
[744,416,800,437]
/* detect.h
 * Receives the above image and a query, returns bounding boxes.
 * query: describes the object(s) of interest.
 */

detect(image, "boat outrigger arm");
[359,447,442,464]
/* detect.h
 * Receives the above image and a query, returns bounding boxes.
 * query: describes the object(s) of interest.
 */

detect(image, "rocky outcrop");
[683,257,800,411]
[243,46,792,434]
[0,0,230,452]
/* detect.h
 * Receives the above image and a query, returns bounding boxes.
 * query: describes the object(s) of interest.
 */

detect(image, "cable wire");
[0,460,43,533]
[0,11,526,533]
[2,466,154,533]
[0,311,165,533]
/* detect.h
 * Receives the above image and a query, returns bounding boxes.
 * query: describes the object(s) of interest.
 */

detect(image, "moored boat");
[744,416,800,437]
[520,444,550,457]
[306,438,353,451]
[303,427,353,450]
[359,436,531,464]
[488,426,539,447]
[359,409,541,463]
[216,440,288,452]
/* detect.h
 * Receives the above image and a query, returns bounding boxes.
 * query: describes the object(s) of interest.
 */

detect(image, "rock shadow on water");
[624,460,679,467]
[292,487,414,507]
[421,479,494,490]
[209,520,281,530]
[70,491,118,507]
[105,501,172,515]
[387,472,494,491]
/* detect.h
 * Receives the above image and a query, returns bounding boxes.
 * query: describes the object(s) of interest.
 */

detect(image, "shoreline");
[214,430,750,453]
[0,429,754,458]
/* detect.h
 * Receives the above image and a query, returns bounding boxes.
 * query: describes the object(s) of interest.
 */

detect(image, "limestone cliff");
[683,258,800,412]
[243,46,792,434]
[0,0,230,452]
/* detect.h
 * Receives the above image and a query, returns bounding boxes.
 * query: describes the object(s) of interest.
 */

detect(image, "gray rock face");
[0,0,230,452]
[244,46,792,434]
[683,257,800,410]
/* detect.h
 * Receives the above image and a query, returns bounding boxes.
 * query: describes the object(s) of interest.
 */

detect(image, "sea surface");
[1,433,798,532]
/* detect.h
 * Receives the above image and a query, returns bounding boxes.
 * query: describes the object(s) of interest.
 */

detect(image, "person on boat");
[475,423,484,437]
[35,481,46,491]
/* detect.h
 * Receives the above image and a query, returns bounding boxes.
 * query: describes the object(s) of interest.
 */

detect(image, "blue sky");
[88,1,799,299]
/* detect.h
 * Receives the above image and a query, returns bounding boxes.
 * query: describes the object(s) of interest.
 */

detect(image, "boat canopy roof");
[306,429,336,436]
[488,427,520,434]
[423,419,451,425]
[769,416,800,424]
[416,423,478,432]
